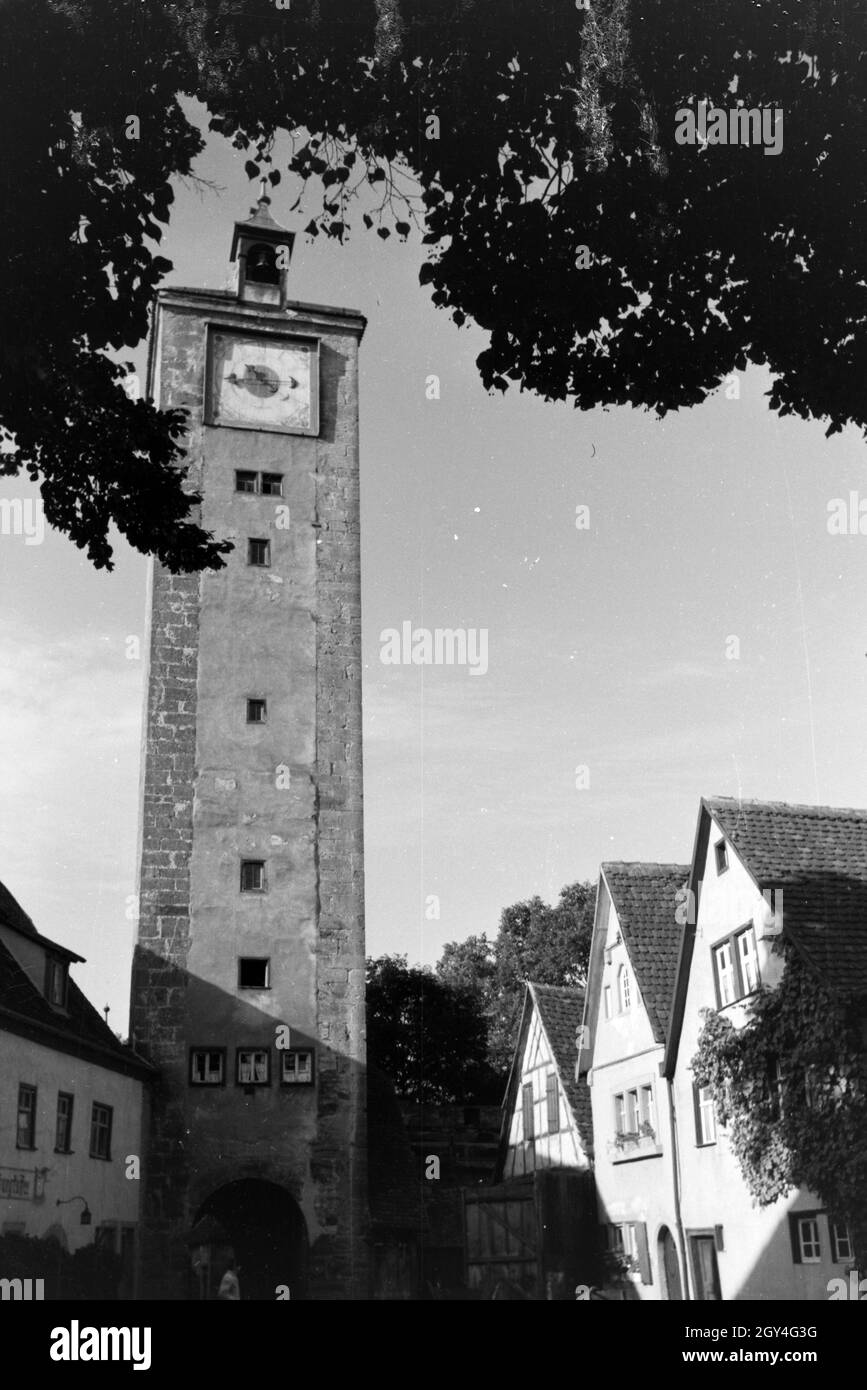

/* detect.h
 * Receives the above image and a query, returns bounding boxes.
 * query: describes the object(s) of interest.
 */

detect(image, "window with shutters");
[613,1080,660,1157]
[521,1081,534,1141]
[694,1083,717,1145]
[712,925,761,1006]
[545,1073,559,1133]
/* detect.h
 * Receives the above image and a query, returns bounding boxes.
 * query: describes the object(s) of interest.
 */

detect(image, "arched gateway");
[191,1180,308,1301]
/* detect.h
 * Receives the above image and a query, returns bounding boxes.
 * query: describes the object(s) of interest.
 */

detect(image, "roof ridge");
[707,795,867,818]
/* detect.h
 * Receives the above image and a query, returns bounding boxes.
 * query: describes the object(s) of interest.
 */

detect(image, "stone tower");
[129,198,367,1300]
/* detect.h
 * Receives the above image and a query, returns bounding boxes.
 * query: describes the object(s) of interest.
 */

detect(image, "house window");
[737,927,760,994]
[603,984,612,1018]
[247,537,270,567]
[235,470,258,493]
[261,473,283,496]
[614,1093,627,1134]
[714,839,728,874]
[712,926,760,1006]
[766,1057,783,1121]
[238,957,270,989]
[190,1049,225,1086]
[639,1084,655,1136]
[610,1222,652,1284]
[45,956,68,1009]
[246,698,267,724]
[55,1093,74,1153]
[793,1215,821,1264]
[281,1050,314,1086]
[237,1049,270,1086]
[694,1084,716,1145]
[521,1082,534,1140]
[831,1221,853,1263]
[713,940,736,1006]
[546,1073,559,1133]
[16,1084,37,1149]
[240,860,265,892]
[90,1103,113,1160]
[625,1088,640,1133]
[618,966,631,1012]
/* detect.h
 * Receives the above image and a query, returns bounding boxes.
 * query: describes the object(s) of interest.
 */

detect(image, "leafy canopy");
[692,946,867,1265]
[3,0,864,567]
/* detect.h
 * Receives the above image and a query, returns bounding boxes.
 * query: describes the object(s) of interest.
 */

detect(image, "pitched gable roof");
[0,879,151,1078]
[602,862,689,1042]
[705,796,867,996]
[527,983,593,1158]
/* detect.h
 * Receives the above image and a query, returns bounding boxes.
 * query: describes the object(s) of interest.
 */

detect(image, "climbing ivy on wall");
[692,944,867,1266]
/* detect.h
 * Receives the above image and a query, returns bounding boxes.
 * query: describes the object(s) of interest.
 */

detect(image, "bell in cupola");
[230,182,295,308]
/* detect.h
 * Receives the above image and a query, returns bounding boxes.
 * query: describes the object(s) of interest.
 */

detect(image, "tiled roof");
[528,983,593,1158]
[0,937,151,1075]
[602,863,690,1042]
[0,878,150,1076]
[0,879,37,936]
[706,796,867,996]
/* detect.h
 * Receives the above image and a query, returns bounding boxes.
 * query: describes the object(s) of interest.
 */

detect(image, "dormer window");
[45,955,68,1010]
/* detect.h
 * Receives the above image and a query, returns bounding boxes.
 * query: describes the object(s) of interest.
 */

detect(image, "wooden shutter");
[522,1082,534,1140]
[692,1083,703,1143]
[633,1222,652,1285]
[714,1225,724,1252]
[788,1214,802,1263]
[546,1073,559,1132]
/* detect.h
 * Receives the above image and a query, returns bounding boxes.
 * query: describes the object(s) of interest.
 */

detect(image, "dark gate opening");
[193,1179,308,1301]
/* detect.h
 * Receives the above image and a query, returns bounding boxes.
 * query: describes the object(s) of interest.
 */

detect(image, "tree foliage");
[366,953,498,1103]
[3,1,867,566]
[438,880,595,1076]
[692,946,867,1265]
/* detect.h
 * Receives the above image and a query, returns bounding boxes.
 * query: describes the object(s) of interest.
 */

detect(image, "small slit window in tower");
[240,860,265,893]
[246,698,267,724]
[238,958,270,989]
[248,538,270,567]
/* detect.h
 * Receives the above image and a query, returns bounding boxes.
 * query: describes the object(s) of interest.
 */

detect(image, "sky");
[2,100,866,1033]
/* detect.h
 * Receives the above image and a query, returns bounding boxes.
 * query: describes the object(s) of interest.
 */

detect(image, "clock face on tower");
[206,329,319,435]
